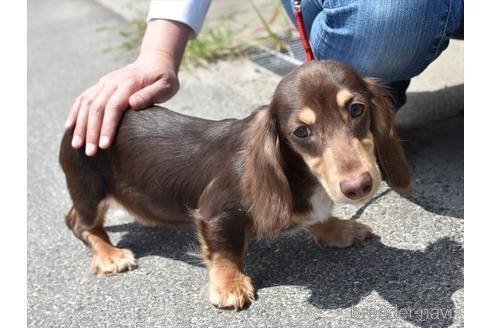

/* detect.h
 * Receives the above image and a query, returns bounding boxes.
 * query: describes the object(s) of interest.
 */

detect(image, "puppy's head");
[270,60,411,204]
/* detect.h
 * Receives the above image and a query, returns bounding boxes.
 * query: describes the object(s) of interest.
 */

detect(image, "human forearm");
[138,19,193,72]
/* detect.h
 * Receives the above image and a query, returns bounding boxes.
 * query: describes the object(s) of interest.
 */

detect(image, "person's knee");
[310,0,462,82]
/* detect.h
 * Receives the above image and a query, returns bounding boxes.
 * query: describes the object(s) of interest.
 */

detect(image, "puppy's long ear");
[365,78,411,192]
[241,108,293,236]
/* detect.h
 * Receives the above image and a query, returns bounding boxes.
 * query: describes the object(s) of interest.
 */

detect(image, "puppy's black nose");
[339,172,373,200]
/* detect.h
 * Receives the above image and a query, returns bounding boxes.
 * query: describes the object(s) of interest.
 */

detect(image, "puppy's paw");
[90,247,137,276]
[208,270,255,310]
[311,218,373,248]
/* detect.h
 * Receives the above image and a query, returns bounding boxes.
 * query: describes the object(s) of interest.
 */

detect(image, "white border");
[0,0,27,325]
[465,2,491,327]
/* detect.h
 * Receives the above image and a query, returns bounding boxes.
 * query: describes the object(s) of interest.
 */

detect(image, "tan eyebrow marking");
[297,106,316,125]
[336,89,353,107]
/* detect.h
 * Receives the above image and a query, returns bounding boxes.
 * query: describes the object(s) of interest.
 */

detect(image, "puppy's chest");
[295,186,334,227]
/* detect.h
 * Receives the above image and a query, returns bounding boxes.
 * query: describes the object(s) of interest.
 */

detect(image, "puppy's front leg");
[195,210,254,310]
[309,217,373,248]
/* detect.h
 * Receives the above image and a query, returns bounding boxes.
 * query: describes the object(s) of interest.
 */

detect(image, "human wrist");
[138,19,192,72]
[137,48,179,73]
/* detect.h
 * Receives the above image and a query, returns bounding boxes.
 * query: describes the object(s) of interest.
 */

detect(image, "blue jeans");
[281,0,463,107]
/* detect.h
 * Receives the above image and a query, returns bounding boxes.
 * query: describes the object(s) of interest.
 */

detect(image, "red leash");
[293,0,314,61]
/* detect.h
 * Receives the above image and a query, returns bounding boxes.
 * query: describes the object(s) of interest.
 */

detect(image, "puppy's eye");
[293,125,310,138]
[349,103,364,118]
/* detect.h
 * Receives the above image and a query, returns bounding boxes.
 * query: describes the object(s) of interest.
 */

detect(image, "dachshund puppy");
[59,60,410,310]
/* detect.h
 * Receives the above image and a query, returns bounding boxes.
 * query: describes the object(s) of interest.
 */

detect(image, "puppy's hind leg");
[61,146,136,275]
[65,201,136,276]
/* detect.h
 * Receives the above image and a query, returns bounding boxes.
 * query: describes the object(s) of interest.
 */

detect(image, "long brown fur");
[240,109,293,235]
[365,78,411,192]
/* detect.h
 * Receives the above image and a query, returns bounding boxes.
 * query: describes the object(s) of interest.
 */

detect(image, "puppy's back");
[59,106,246,212]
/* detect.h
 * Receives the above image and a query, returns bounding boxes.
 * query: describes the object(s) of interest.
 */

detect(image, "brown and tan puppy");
[59,60,410,310]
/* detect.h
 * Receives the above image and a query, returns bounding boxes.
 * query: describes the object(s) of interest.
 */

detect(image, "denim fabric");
[281,0,463,107]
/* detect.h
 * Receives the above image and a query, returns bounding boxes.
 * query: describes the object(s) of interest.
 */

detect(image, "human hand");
[65,52,179,156]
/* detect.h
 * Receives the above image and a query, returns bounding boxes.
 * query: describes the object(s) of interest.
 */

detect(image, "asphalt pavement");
[27,1,464,327]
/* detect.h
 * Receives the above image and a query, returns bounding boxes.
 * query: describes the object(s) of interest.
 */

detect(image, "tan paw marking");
[90,247,137,276]
[311,218,373,248]
[208,269,255,310]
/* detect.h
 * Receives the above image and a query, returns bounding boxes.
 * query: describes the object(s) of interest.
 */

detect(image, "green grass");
[181,15,253,67]
[111,2,296,68]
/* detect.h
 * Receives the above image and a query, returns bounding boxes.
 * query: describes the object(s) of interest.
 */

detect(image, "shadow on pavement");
[109,223,462,328]
[248,234,463,328]
[399,99,464,219]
